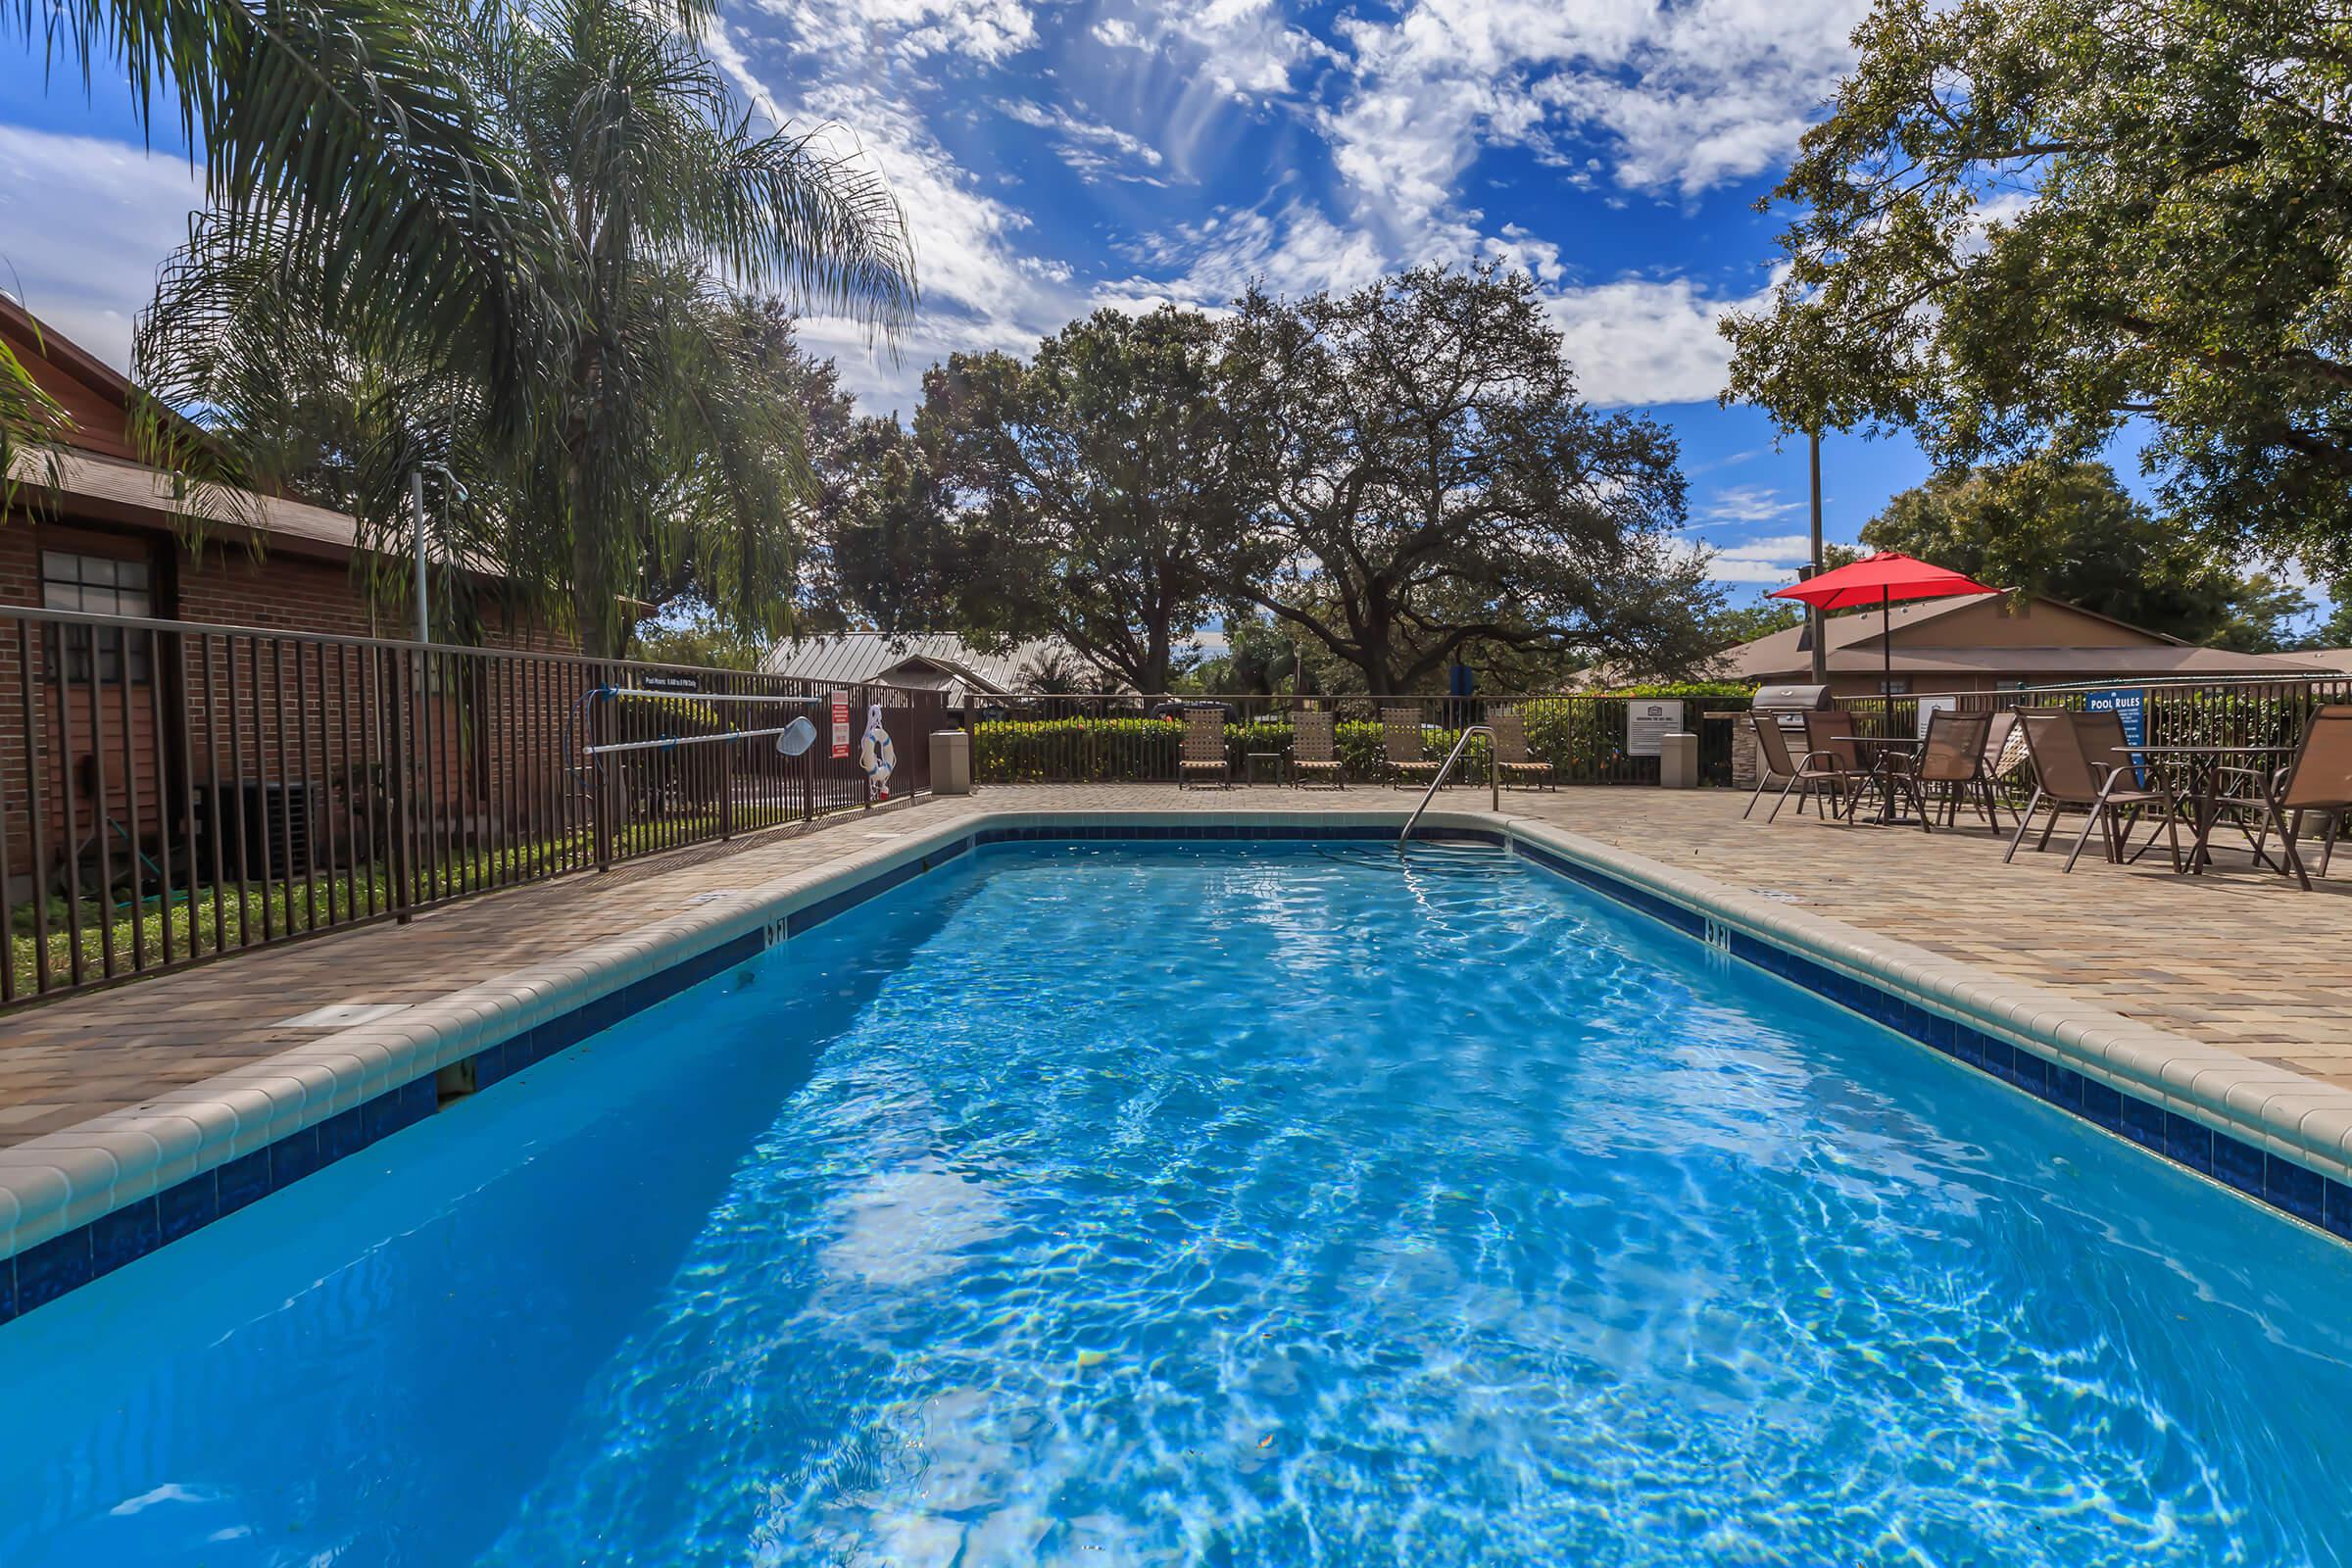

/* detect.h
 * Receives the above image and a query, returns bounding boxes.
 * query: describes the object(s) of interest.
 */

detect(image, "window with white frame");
[41,549,156,683]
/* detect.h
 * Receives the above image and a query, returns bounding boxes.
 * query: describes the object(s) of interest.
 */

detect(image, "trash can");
[1659,732,1698,789]
[929,728,972,795]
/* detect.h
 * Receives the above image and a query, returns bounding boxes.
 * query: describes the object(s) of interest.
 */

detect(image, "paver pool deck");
[2,782,2346,1154]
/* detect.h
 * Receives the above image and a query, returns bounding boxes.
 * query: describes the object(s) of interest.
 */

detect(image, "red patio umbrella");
[1767,551,2000,695]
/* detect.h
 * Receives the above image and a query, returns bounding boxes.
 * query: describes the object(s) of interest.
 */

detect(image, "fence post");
[388,646,416,923]
[858,683,872,810]
[590,685,613,872]
[718,724,734,841]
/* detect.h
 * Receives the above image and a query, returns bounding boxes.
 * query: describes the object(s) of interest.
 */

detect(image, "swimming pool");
[3,838,2350,1565]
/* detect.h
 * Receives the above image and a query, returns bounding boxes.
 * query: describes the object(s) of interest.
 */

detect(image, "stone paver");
[1514,786,2352,1083]
[0,797,960,1141]
[0,781,2343,1150]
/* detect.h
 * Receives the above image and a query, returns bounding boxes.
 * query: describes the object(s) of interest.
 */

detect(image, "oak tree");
[1223,264,1717,692]
[1723,0,2352,576]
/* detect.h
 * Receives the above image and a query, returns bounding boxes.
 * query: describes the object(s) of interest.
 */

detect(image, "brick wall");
[176,545,387,640]
[3,516,582,904]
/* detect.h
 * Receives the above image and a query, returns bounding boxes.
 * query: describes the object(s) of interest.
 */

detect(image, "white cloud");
[1325,0,1869,214]
[1698,488,1801,525]
[1712,530,1811,561]
[1696,529,1851,585]
[1544,275,1767,406]
[1113,201,1390,308]
[0,126,203,372]
[706,26,1090,406]
[754,0,1039,65]
[721,0,1797,415]
[1083,0,1330,103]
[1706,557,1804,585]
[993,98,1167,184]
[1105,202,1760,407]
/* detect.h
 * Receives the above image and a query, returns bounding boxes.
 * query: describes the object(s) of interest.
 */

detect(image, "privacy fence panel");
[1,606,946,1009]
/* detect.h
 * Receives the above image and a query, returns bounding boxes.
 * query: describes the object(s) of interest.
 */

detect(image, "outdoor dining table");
[2108,743,2297,873]
[1844,734,1922,823]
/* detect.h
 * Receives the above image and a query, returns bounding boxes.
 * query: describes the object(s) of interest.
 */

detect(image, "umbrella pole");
[1882,586,1892,717]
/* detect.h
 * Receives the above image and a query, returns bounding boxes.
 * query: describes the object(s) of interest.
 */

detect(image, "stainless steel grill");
[1752,683,1833,731]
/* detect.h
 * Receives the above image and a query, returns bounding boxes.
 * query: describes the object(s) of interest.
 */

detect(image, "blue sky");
[2,0,1953,604]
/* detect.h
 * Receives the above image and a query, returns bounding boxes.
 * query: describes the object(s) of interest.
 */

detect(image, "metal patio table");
[2109,743,2296,873]
[1845,734,1923,824]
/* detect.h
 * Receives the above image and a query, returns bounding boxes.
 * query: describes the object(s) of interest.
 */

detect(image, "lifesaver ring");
[858,704,897,800]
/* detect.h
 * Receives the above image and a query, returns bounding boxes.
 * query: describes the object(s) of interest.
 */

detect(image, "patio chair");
[1292,709,1346,790]
[1382,709,1443,789]
[1744,711,1852,822]
[1886,709,2001,832]
[1491,709,1554,790]
[2005,709,2183,872]
[1974,709,2034,820]
[2231,705,2352,890]
[1177,708,1231,789]
[1800,710,1883,821]
[1983,710,2029,781]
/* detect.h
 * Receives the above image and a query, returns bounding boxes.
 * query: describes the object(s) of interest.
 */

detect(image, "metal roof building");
[759,633,1099,703]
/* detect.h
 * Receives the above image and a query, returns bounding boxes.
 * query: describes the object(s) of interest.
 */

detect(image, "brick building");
[2,301,577,909]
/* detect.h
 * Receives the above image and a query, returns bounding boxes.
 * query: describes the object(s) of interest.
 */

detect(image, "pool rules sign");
[830,692,852,760]
[1625,699,1684,758]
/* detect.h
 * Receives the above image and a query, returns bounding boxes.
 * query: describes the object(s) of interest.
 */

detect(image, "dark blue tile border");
[1500,826,2351,1253]
[14,1226,93,1314]
[10,815,2343,1331]
[0,844,891,1327]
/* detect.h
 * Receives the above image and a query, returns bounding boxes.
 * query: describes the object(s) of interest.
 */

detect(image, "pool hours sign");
[830,693,851,760]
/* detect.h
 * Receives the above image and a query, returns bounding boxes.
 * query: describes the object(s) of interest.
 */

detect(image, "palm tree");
[0,326,72,509]
[7,0,911,598]
[9,0,541,470]
[1015,647,1099,694]
[486,0,908,652]
[133,0,915,655]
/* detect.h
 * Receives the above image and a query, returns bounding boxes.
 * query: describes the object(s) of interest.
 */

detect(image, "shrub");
[972,716,1184,782]
[972,689,1760,785]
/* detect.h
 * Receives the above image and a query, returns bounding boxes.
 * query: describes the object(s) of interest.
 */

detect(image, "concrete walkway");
[2,782,2343,1150]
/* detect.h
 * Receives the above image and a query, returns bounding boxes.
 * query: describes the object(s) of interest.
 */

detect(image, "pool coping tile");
[1491,812,2352,1231]
[2,795,2345,1327]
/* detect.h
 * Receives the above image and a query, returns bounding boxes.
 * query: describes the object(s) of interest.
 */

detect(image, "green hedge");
[974,692,1758,785]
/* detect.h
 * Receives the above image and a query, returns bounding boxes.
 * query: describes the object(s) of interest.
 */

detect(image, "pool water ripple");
[2,841,2349,1565]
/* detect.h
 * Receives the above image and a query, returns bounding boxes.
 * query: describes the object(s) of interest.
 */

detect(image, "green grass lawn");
[6,798,863,997]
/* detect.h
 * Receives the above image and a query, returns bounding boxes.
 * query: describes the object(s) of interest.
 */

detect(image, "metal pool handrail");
[1399,725,1499,847]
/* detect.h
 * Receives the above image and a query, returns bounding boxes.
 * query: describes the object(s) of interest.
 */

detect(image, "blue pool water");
[5,840,2352,1565]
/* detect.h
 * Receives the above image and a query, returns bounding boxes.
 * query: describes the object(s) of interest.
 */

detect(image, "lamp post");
[1807,427,1826,685]
[410,467,430,646]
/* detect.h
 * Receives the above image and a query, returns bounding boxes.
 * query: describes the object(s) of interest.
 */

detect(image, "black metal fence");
[1834,675,2352,753]
[962,693,1751,788]
[2,605,947,1008]
[20,618,2347,1008]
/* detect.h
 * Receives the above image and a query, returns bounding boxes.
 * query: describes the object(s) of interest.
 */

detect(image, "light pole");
[410,467,430,645]
[1807,427,1827,685]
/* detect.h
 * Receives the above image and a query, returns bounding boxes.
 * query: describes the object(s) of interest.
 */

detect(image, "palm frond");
[0,328,72,514]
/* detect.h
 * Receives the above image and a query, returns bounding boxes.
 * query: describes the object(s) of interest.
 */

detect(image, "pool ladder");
[1398,725,1499,849]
